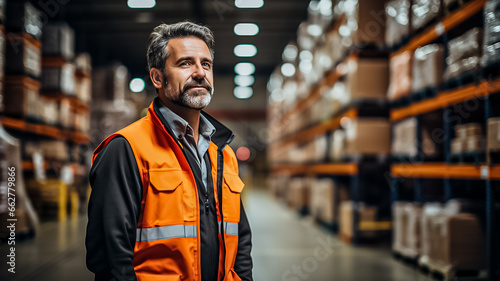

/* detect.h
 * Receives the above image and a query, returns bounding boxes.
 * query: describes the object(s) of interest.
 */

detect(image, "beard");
[167,78,214,110]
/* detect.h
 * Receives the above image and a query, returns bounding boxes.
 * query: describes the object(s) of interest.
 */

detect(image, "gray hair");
[146,21,215,76]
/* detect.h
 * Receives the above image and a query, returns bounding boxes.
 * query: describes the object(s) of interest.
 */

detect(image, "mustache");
[183,79,212,93]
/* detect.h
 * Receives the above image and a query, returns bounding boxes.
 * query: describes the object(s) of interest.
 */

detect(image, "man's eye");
[180,61,190,66]
[203,63,211,68]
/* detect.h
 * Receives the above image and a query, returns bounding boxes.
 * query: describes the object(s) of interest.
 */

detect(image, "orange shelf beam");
[391,78,499,121]
[1,117,89,144]
[491,167,500,180]
[308,163,358,175]
[391,163,487,179]
[393,0,487,57]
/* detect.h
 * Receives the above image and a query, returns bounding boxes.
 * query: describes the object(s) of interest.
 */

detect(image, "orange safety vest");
[91,101,245,281]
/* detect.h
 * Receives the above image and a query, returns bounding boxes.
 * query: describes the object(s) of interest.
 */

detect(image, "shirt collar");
[157,102,216,141]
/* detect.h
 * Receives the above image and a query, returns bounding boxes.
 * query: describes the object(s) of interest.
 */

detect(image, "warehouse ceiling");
[33,0,309,79]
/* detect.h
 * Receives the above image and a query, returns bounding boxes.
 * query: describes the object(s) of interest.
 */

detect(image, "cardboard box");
[39,140,68,161]
[455,123,483,138]
[444,28,483,80]
[392,117,417,156]
[451,137,466,154]
[411,0,442,32]
[3,79,40,121]
[345,58,389,102]
[388,51,412,101]
[92,65,128,102]
[39,96,59,126]
[344,118,391,155]
[385,0,410,47]
[42,22,75,60]
[331,129,346,161]
[412,44,444,92]
[75,53,92,75]
[346,0,387,47]
[465,135,486,152]
[488,117,500,151]
[5,34,41,78]
[428,214,486,270]
[392,202,422,258]
[75,77,91,104]
[42,63,75,95]
[287,178,310,210]
[340,201,378,238]
[483,0,500,66]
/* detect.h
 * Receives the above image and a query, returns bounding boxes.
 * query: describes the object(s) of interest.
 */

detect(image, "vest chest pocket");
[222,173,245,222]
[147,169,189,225]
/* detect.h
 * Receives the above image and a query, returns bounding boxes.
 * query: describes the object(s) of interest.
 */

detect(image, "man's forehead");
[167,36,211,59]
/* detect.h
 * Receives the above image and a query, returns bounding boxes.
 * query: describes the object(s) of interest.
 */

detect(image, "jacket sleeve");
[86,136,142,281]
[234,199,253,281]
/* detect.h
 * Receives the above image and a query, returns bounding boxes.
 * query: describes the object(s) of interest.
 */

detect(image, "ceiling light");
[282,44,298,62]
[235,62,255,75]
[281,63,295,77]
[234,86,253,99]
[234,23,259,36]
[234,44,257,57]
[235,0,264,8]
[307,24,322,37]
[127,0,156,8]
[129,78,146,93]
[234,75,255,87]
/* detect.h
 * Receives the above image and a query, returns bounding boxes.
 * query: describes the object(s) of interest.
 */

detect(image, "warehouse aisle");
[0,188,433,281]
[246,189,432,281]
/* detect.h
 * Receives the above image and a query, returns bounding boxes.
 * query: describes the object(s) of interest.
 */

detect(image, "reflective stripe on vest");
[136,225,197,242]
[218,221,238,236]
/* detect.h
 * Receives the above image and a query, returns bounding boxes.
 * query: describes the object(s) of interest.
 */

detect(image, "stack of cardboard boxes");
[451,123,486,155]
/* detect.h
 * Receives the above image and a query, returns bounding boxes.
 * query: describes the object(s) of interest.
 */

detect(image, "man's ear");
[150,68,165,90]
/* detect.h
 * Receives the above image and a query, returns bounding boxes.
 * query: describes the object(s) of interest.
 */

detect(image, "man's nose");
[192,62,206,80]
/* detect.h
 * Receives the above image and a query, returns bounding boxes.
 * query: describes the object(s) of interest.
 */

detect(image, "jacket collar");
[151,97,235,150]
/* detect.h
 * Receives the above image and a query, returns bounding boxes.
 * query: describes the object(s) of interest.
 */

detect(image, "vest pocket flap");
[223,173,245,193]
[149,169,184,192]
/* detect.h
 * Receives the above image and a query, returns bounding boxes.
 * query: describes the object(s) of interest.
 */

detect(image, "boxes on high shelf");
[444,28,483,81]
[482,0,500,66]
[345,58,389,103]
[488,117,500,151]
[344,118,391,155]
[75,53,92,76]
[58,97,72,129]
[5,33,41,78]
[41,63,75,95]
[303,136,327,163]
[5,1,42,40]
[3,78,40,121]
[0,0,5,23]
[39,96,59,126]
[341,0,386,47]
[452,123,485,154]
[72,111,90,133]
[330,129,346,162]
[92,65,128,102]
[392,118,417,156]
[340,201,378,238]
[75,75,91,104]
[388,50,412,101]
[412,44,445,93]
[385,0,410,48]
[411,0,442,32]
[42,22,75,60]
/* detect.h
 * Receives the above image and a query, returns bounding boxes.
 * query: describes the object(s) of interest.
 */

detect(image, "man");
[86,22,253,281]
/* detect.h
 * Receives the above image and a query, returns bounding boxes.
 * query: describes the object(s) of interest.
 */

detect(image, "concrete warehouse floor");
[0,189,433,281]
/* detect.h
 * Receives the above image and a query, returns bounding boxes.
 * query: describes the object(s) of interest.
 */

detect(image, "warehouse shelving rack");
[387,0,500,279]
[269,50,393,244]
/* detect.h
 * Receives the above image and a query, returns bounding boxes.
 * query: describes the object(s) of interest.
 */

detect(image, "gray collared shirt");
[158,104,216,191]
